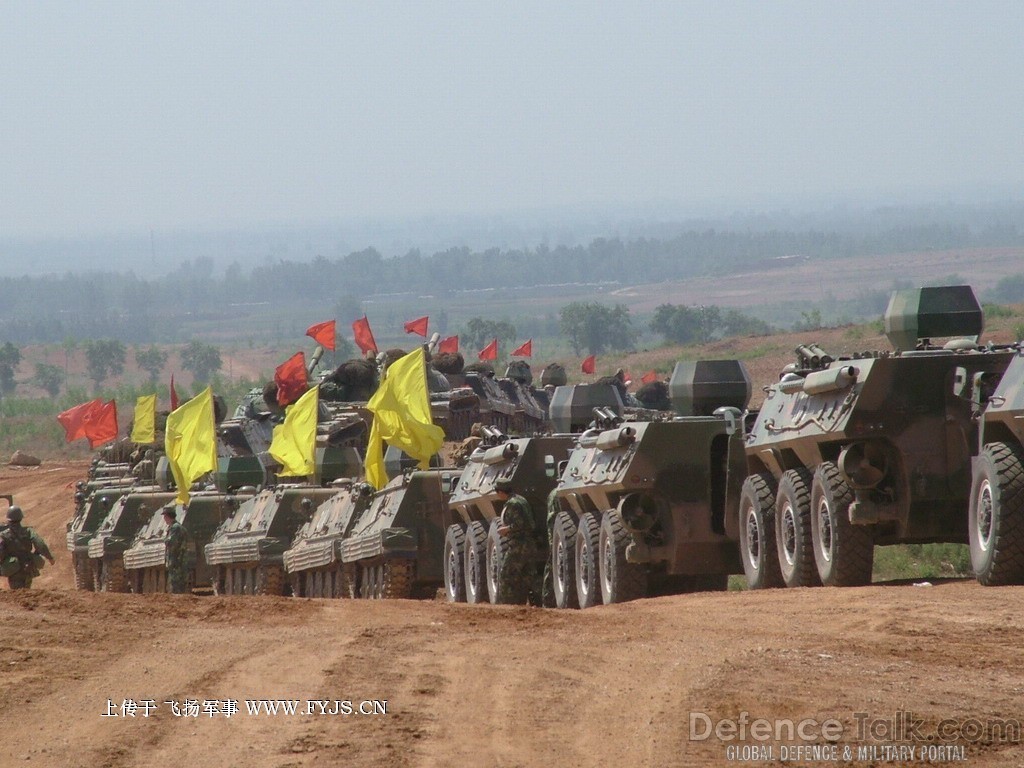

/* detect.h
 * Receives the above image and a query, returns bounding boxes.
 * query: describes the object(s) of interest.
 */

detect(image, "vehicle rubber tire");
[213,567,227,596]
[552,511,578,609]
[486,519,512,604]
[575,512,601,609]
[738,473,784,589]
[344,564,359,599]
[970,442,1024,585]
[599,510,647,604]
[811,461,874,586]
[443,524,466,603]
[464,520,489,604]
[289,572,302,598]
[775,468,821,588]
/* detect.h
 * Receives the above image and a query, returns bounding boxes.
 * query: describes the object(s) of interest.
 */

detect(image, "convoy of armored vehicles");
[58,284,1024,603]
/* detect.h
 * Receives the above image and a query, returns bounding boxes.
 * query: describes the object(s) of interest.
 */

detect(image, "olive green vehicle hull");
[123,490,251,594]
[86,489,177,593]
[205,486,338,596]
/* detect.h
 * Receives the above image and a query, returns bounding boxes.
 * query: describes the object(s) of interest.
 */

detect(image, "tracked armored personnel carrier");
[86,487,177,591]
[549,361,751,608]
[204,447,362,596]
[67,486,132,591]
[324,468,463,599]
[446,431,576,604]
[282,480,376,597]
[969,348,1024,585]
[743,285,1016,589]
[123,488,253,593]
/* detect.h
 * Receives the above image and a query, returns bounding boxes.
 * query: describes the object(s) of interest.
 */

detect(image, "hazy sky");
[2,1,1022,238]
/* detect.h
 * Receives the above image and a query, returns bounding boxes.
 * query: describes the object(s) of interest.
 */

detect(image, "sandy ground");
[2,463,1024,768]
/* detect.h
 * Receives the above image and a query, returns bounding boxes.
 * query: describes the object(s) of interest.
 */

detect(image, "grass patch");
[872,543,972,581]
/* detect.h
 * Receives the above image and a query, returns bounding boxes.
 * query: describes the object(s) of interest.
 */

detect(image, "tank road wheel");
[575,512,602,609]
[212,567,226,596]
[970,442,1024,585]
[344,564,359,599]
[382,559,414,599]
[738,473,784,589]
[73,554,95,591]
[443,524,467,603]
[552,511,578,609]
[464,521,489,604]
[811,461,874,586]
[91,560,103,592]
[486,519,511,604]
[333,565,347,598]
[599,510,648,604]
[371,564,385,599]
[256,565,285,596]
[775,468,821,588]
[357,564,370,599]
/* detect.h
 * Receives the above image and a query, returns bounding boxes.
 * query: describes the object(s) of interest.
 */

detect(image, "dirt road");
[2,464,1023,767]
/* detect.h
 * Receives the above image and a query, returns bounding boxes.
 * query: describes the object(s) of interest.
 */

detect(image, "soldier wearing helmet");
[0,506,55,590]
[494,477,541,604]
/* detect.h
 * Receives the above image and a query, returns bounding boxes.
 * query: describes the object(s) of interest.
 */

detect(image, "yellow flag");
[165,386,218,505]
[365,347,444,489]
[130,394,157,444]
[270,386,319,477]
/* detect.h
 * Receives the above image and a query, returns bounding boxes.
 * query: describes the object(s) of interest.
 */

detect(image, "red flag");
[403,316,429,337]
[511,339,532,358]
[57,399,103,442]
[84,400,119,449]
[170,374,179,410]
[478,338,498,361]
[306,320,337,351]
[581,355,596,375]
[274,352,308,406]
[352,316,378,355]
[438,335,459,355]
[641,370,658,384]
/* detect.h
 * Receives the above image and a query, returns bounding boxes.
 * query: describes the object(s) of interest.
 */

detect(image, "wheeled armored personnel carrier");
[969,348,1024,585]
[446,432,576,604]
[743,285,1016,589]
[282,480,376,597]
[86,487,177,591]
[123,488,253,593]
[548,360,751,608]
[204,447,362,596]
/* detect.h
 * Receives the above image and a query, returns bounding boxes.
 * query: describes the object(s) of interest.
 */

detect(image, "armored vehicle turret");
[123,488,252,593]
[742,286,1016,589]
[969,349,1024,585]
[446,432,576,604]
[548,360,751,608]
[86,487,177,591]
[282,480,376,597]
[329,468,463,599]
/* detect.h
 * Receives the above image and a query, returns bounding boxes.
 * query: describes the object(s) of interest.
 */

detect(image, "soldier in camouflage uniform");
[494,478,541,604]
[0,507,55,589]
[162,509,189,594]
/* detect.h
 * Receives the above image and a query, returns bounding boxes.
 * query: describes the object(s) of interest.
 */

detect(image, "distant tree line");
[0,222,1022,345]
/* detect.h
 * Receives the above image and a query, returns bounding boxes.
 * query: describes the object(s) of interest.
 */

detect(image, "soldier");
[494,477,541,604]
[162,509,189,594]
[0,506,55,590]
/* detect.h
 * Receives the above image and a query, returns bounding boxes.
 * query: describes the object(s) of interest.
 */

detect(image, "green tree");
[560,303,637,355]
[650,304,725,345]
[181,341,222,383]
[135,345,168,382]
[33,362,63,398]
[83,339,126,390]
[462,318,517,356]
[0,342,21,396]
